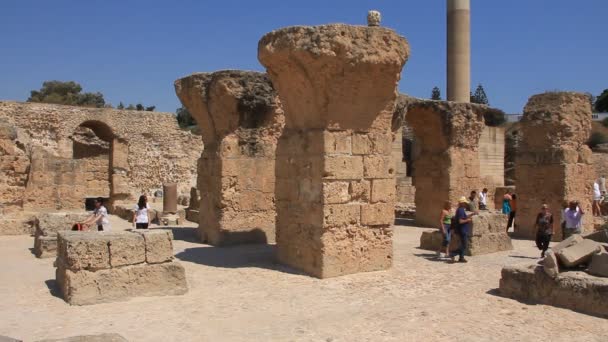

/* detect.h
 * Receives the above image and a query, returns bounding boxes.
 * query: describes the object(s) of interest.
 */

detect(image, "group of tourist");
[437,196,476,263]
[533,200,584,257]
[77,195,152,232]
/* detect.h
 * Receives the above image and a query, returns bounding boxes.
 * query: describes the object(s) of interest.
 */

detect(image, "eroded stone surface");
[259,24,408,278]
[175,70,284,246]
[405,99,486,226]
[499,264,608,318]
[35,334,128,342]
[515,92,594,239]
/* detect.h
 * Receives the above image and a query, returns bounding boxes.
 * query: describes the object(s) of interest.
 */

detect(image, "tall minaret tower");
[447,0,471,103]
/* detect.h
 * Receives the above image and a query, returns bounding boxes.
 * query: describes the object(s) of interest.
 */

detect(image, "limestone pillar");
[174,70,284,245]
[258,24,409,278]
[406,100,485,227]
[515,92,594,239]
[163,183,178,213]
[447,0,471,103]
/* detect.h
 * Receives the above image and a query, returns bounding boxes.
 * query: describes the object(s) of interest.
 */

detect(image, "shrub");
[483,107,506,126]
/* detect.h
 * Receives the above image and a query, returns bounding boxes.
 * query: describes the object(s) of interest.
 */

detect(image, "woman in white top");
[81,197,111,232]
[133,195,151,229]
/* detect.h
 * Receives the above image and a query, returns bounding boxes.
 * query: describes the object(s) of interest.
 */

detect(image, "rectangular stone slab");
[56,261,187,305]
[557,239,601,267]
[588,250,608,277]
[499,264,608,318]
[551,234,584,254]
[135,230,174,264]
[57,232,111,271]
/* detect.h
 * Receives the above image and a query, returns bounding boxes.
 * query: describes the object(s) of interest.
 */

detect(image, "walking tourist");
[132,195,151,229]
[534,204,554,258]
[450,197,476,263]
[479,188,488,210]
[81,197,111,232]
[593,180,601,216]
[563,201,584,239]
[600,175,607,193]
[437,201,452,259]
[507,194,517,232]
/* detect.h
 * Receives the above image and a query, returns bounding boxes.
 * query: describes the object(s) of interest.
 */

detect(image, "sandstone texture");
[588,249,608,277]
[405,99,486,227]
[175,70,284,245]
[35,334,128,342]
[0,101,202,217]
[185,187,200,223]
[258,24,408,278]
[515,92,594,239]
[33,212,90,258]
[419,212,512,256]
[55,230,186,305]
[499,264,608,318]
[557,239,601,268]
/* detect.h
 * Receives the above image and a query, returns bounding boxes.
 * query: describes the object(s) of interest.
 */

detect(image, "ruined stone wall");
[0,101,202,211]
[0,118,29,214]
[515,92,594,239]
[406,100,486,227]
[479,126,505,209]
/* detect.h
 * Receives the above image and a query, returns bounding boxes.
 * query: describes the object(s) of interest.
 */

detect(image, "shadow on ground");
[44,279,63,300]
[175,244,303,275]
[155,227,199,242]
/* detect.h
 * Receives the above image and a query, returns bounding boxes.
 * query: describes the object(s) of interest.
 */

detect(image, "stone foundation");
[258,24,409,278]
[419,212,512,255]
[499,264,608,318]
[33,212,89,258]
[55,230,187,305]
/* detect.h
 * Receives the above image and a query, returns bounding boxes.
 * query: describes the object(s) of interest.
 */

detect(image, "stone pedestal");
[405,100,485,227]
[175,71,284,245]
[162,183,178,213]
[258,24,409,278]
[515,92,594,239]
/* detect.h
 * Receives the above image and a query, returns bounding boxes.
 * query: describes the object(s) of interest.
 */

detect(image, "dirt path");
[0,218,606,341]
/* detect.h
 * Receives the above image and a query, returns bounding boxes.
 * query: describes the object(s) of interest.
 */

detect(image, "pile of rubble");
[542,230,608,278]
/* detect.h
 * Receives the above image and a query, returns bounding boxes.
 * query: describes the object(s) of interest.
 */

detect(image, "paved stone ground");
[0,215,606,341]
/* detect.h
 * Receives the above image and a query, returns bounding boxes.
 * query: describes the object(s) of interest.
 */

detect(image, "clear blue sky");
[1,0,606,114]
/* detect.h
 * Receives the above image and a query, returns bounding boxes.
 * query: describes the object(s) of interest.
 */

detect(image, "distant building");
[506,113,608,123]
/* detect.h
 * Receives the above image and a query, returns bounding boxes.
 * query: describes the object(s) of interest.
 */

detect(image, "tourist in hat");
[81,197,111,232]
[450,196,476,263]
[132,195,151,229]
[437,201,453,259]
[534,204,554,258]
[563,200,584,239]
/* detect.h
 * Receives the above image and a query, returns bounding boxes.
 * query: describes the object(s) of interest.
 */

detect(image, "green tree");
[470,84,489,105]
[176,106,196,128]
[145,105,155,111]
[27,80,106,108]
[126,104,135,110]
[135,104,144,111]
[431,87,441,100]
[117,102,125,110]
[483,107,506,126]
[596,89,608,112]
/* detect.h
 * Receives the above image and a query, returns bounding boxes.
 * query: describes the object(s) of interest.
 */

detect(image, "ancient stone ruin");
[0,102,202,235]
[55,230,187,305]
[258,24,409,278]
[515,92,594,239]
[420,212,512,255]
[499,231,608,317]
[33,212,89,258]
[405,100,486,227]
[175,70,284,245]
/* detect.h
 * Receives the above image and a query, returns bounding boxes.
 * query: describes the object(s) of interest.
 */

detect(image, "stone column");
[406,100,485,227]
[515,92,594,239]
[259,24,409,278]
[163,183,178,213]
[174,71,284,245]
[447,0,471,103]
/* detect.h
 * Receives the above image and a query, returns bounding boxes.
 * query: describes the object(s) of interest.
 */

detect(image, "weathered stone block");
[137,230,174,264]
[363,155,392,179]
[584,229,608,244]
[499,264,608,318]
[558,239,601,267]
[57,261,187,305]
[587,249,608,277]
[323,155,363,179]
[361,203,393,226]
[543,249,559,278]
[57,232,110,271]
[323,204,360,227]
[107,233,145,267]
[370,178,396,204]
[34,235,58,258]
[552,234,584,254]
[322,181,350,204]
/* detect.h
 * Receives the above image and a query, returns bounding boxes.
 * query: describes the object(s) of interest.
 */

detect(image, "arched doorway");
[72,120,114,210]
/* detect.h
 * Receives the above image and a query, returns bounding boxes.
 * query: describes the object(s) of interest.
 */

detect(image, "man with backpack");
[450,196,476,263]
